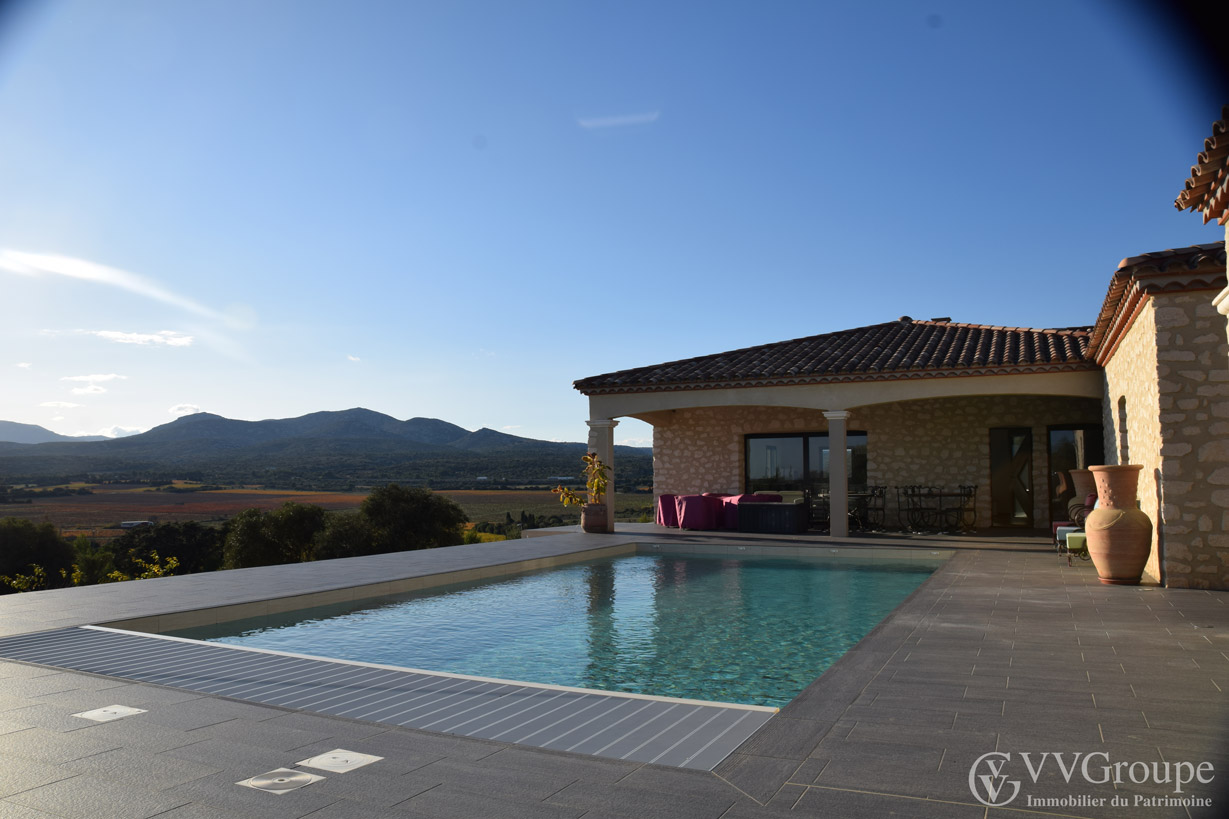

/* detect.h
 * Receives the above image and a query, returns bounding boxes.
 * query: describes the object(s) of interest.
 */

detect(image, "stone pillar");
[586,418,619,533]
[824,411,851,538]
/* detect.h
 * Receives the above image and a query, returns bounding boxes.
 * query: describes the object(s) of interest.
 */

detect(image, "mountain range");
[0,409,652,487]
[0,421,109,444]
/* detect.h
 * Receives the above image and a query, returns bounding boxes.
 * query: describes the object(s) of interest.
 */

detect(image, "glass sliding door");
[1047,424,1104,526]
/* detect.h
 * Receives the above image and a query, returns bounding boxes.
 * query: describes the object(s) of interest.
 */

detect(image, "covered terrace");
[575,317,1104,538]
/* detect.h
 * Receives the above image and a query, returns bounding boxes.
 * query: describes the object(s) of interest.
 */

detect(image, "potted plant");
[553,452,611,533]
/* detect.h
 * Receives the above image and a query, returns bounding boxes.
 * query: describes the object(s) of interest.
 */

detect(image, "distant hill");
[0,408,652,488]
[0,421,108,444]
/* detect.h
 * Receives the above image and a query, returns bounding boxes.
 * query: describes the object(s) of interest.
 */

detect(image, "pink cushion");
[675,494,718,530]
[655,494,679,527]
[720,494,759,529]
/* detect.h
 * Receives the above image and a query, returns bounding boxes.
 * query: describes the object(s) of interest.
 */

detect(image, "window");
[745,432,867,494]
[1047,424,1104,525]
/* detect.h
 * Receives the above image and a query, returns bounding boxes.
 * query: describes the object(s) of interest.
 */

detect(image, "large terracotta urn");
[1067,468,1097,523]
[1084,465,1152,585]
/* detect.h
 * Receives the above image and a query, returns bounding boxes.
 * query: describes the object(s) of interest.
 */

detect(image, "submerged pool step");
[0,626,773,771]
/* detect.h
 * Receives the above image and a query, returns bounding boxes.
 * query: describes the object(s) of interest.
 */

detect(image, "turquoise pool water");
[167,551,941,707]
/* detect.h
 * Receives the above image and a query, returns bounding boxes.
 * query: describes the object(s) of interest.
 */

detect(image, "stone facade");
[1103,292,1229,589]
[652,395,1102,530]
[1101,303,1164,584]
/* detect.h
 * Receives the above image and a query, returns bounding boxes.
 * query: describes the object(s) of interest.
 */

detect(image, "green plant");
[553,452,610,508]
[106,551,179,582]
[0,564,48,593]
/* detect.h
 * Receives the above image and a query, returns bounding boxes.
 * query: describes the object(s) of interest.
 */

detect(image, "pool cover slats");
[0,627,772,770]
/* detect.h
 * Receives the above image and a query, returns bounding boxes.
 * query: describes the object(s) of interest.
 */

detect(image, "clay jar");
[1084,465,1153,585]
[1067,468,1097,523]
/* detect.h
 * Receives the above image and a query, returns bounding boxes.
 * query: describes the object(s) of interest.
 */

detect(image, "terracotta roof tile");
[1175,105,1229,224]
[1088,241,1227,364]
[574,318,1095,395]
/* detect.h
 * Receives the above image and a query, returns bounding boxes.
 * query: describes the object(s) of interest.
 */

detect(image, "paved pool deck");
[0,525,1225,818]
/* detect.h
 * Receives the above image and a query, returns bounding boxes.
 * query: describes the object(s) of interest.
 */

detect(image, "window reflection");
[746,432,867,493]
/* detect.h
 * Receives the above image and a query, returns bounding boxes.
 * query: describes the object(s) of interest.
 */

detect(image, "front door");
[990,427,1033,527]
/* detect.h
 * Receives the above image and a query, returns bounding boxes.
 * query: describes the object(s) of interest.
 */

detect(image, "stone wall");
[651,395,1102,530]
[1105,292,1229,590]
[652,406,821,497]
[860,395,1101,529]
[1101,302,1164,584]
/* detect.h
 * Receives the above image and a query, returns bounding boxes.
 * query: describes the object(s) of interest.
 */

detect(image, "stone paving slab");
[0,528,1225,816]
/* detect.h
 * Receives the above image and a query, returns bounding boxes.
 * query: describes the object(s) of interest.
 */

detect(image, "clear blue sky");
[0,0,1222,446]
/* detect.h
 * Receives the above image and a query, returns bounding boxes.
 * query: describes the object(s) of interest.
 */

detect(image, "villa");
[576,112,1229,592]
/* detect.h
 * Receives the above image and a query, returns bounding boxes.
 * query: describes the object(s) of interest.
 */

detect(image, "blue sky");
[0,0,1222,447]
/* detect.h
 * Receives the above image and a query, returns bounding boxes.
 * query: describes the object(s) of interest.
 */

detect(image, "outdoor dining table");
[896,486,977,532]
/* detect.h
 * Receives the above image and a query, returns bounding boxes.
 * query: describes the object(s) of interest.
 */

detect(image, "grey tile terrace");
[0,526,1226,817]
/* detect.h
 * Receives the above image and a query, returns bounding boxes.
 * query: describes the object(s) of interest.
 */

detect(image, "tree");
[360,485,467,553]
[111,521,223,576]
[314,511,376,560]
[222,508,285,569]
[221,503,328,569]
[0,518,73,594]
[266,503,326,564]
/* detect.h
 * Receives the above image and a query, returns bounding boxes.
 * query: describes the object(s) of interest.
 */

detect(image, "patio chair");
[675,494,718,530]
[655,494,679,527]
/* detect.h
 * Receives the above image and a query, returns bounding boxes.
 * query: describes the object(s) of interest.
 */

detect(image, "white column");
[824,411,851,538]
[586,418,619,533]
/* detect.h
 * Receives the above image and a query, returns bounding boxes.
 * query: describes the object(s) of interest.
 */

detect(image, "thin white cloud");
[39,401,81,408]
[16,362,32,369]
[61,373,126,383]
[577,111,660,129]
[0,249,224,320]
[618,437,654,447]
[61,373,126,396]
[82,329,194,347]
[96,425,143,438]
[52,415,64,421]
[168,403,201,417]
[501,425,522,431]
[347,354,361,362]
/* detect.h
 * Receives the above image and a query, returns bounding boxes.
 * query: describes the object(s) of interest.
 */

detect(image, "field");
[0,484,653,537]
[436,490,652,525]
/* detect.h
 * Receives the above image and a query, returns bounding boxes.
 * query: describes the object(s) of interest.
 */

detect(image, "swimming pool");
[167,550,941,708]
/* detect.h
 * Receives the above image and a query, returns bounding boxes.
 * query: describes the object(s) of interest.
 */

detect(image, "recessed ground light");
[237,768,324,795]
[297,750,383,773]
[72,705,147,722]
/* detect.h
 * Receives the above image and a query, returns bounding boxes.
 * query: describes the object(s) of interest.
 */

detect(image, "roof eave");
[574,362,1101,397]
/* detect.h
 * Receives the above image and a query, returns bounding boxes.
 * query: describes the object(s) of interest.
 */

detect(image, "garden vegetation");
[0,485,468,594]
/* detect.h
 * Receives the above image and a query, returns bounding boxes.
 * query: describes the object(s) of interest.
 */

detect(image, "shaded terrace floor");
[0,527,1226,818]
